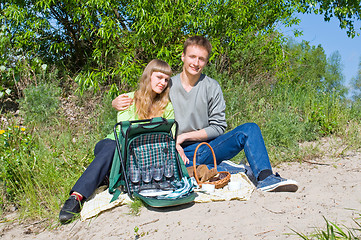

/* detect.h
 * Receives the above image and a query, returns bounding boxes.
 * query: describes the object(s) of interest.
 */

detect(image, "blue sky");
[280,13,361,90]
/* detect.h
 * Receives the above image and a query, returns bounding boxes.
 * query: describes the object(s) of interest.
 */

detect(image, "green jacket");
[106,92,175,140]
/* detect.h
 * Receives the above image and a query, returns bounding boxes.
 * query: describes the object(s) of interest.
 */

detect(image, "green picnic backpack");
[108,117,196,207]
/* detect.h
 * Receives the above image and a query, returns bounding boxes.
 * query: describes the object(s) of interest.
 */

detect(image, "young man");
[113,36,298,192]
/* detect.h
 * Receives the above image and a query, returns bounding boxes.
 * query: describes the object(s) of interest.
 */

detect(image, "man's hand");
[112,94,133,111]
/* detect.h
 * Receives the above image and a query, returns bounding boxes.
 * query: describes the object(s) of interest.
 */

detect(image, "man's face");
[181,45,209,77]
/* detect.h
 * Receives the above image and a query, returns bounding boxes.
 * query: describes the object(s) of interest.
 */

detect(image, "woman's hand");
[176,130,208,165]
[176,143,189,165]
[112,94,133,111]
[176,134,189,164]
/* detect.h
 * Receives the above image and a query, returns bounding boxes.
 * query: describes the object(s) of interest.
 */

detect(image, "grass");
[0,120,96,220]
[0,84,117,222]
[292,216,361,239]
[128,198,144,216]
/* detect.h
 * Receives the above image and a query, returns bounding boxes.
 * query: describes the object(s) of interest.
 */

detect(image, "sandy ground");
[1,138,361,240]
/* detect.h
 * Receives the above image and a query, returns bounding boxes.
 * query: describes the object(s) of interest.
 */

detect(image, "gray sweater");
[169,73,227,142]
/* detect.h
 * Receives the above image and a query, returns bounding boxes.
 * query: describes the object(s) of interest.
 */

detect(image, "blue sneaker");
[257,173,298,192]
[217,160,245,174]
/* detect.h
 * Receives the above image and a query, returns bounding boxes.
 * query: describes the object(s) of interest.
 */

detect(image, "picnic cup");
[228,181,242,191]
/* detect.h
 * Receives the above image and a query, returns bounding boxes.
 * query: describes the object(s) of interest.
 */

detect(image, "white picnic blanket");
[80,172,255,221]
[193,172,255,202]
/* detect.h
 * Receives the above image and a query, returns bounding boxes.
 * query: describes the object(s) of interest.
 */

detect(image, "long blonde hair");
[134,59,172,119]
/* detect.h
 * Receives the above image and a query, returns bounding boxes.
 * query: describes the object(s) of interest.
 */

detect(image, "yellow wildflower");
[21,127,26,131]
[0,130,5,134]
[14,125,19,128]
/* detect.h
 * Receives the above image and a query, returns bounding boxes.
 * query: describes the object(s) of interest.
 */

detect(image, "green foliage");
[350,100,361,120]
[1,18,60,103]
[0,125,33,206]
[294,0,361,37]
[0,81,121,219]
[96,95,118,137]
[307,92,346,135]
[351,57,361,101]
[263,108,317,149]
[293,216,361,240]
[0,117,99,219]
[19,83,61,124]
[340,121,361,151]
[1,0,297,95]
[227,31,287,87]
[275,39,349,135]
[0,65,13,102]
[325,52,348,97]
[288,41,327,86]
[273,83,347,137]
[128,197,143,216]
[0,24,15,97]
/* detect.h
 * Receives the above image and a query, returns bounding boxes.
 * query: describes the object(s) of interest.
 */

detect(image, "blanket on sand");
[80,172,255,221]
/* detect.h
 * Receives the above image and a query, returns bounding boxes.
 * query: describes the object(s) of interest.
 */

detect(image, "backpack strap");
[109,121,131,202]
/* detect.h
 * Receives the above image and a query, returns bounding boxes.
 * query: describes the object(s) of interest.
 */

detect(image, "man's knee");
[235,122,260,133]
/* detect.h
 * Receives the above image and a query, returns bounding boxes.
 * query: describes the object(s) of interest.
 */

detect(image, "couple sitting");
[59,36,298,224]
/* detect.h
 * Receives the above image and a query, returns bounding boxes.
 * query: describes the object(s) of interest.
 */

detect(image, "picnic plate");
[138,189,174,197]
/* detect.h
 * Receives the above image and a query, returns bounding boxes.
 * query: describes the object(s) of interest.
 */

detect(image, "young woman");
[59,59,173,224]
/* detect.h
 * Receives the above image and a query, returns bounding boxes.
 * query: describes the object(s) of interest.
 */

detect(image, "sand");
[1,137,361,239]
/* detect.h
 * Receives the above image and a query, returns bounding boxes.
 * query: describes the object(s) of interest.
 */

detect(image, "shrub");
[263,108,318,149]
[19,83,61,124]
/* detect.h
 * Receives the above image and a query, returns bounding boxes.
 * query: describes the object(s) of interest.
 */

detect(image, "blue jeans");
[183,123,272,180]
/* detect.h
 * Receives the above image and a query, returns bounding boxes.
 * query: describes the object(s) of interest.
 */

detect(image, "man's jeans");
[183,123,272,180]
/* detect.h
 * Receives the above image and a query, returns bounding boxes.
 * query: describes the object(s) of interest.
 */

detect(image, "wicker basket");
[192,142,231,189]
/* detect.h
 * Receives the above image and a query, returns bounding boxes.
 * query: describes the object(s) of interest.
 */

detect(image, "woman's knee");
[94,139,116,155]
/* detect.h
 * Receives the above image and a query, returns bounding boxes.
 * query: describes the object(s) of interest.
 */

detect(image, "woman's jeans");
[183,123,272,180]
[71,139,116,199]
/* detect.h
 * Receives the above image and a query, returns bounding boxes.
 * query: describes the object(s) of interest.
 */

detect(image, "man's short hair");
[183,36,212,57]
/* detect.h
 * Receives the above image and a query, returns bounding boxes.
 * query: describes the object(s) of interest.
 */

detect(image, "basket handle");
[192,142,217,186]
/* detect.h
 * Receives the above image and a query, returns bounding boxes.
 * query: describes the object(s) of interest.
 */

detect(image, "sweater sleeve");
[203,83,227,139]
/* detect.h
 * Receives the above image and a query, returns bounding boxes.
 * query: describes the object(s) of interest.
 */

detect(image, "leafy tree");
[324,51,347,97]
[282,40,327,89]
[227,31,287,88]
[280,40,345,96]
[1,0,298,95]
[351,57,361,100]
[350,58,361,119]
[294,0,361,37]
[276,39,347,135]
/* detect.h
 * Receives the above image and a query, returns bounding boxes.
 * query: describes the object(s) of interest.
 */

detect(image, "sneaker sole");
[259,180,298,192]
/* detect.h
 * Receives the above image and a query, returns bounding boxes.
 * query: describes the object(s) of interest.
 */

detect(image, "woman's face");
[150,71,170,94]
